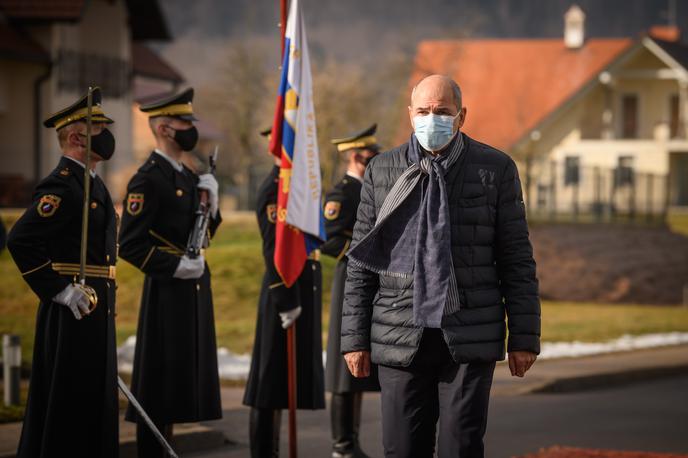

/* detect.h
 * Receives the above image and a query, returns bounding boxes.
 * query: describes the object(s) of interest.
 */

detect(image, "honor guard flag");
[269,0,325,287]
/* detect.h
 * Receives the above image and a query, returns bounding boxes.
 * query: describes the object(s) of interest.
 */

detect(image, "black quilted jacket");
[341,135,540,366]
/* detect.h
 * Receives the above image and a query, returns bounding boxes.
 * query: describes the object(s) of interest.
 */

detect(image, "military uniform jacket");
[7,156,119,458]
[321,174,380,393]
[243,165,325,409]
[119,151,222,424]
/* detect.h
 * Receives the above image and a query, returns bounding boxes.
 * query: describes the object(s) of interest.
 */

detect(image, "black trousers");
[136,421,173,458]
[378,329,496,458]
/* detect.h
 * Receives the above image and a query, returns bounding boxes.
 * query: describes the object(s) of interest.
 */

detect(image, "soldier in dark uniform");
[243,128,325,458]
[322,124,381,458]
[118,88,223,457]
[7,88,119,458]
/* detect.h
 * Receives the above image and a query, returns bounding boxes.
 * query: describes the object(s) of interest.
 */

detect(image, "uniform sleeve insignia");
[266,203,277,224]
[126,193,144,216]
[324,201,341,220]
[59,168,70,176]
[37,194,61,217]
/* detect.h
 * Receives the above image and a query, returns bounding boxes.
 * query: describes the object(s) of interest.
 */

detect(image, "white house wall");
[523,44,687,214]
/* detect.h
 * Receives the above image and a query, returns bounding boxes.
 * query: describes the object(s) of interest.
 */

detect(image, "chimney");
[564,4,586,49]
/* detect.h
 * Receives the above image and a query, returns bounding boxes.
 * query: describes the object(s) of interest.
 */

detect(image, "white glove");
[197,174,219,217]
[173,254,205,279]
[279,306,302,329]
[53,284,91,320]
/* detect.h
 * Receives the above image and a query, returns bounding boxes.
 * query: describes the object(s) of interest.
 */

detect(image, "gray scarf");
[348,132,464,328]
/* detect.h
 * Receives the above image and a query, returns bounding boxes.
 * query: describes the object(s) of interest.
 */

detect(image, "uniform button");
[106,255,110,262]
[106,282,110,289]
[313,286,317,292]
[90,202,97,209]
[312,264,316,271]
[176,189,183,197]
[196,283,200,291]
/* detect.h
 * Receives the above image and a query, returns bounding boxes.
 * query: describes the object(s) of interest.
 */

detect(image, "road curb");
[529,363,688,394]
[0,425,232,458]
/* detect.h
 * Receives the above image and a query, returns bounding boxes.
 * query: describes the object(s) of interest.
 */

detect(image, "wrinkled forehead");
[411,81,455,108]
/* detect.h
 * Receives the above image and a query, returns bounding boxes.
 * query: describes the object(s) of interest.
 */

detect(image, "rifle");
[186,146,219,259]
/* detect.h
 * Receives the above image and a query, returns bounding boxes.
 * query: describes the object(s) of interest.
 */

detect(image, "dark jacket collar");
[148,151,194,192]
[56,156,109,204]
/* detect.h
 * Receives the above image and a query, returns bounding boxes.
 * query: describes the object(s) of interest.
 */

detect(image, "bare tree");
[196,39,277,208]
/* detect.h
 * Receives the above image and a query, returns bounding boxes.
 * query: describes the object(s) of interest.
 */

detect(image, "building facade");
[0,0,177,205]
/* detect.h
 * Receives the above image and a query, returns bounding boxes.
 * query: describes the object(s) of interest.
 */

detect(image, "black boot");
[331,392,355,457]
[331,392,371,458]
[249,407,281,458]
[351,392,371,458]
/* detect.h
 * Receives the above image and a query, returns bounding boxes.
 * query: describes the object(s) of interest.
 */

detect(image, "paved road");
[189,375,688,458]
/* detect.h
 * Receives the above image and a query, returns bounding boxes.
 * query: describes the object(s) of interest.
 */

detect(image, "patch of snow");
[537,332,688,360]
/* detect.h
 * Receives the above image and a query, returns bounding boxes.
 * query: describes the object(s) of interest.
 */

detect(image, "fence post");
[3,335,21,406]
[662,172,672,225]
[610,169,617,222]
[573,181,580,222]
[593,167,602,223]
[646,174,654,224]
[628,172,636,222]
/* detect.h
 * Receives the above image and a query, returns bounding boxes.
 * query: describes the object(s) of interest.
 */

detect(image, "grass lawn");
[2,212,688,423]
[668,212,688,237]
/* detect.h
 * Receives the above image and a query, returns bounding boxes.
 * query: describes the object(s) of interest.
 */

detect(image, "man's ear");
[156,122,167,138]
[68,130,83,149]
[457,107,467,129]
[408,105,415,129]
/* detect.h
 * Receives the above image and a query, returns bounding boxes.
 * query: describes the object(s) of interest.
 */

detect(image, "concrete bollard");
[3,335,21,406]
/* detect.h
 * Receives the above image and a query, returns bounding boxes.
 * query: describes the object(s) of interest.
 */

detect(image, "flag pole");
[287,323,297,458]
[279,1,298,457]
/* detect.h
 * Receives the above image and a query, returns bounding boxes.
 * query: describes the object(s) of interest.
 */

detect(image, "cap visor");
[177,114,198,121]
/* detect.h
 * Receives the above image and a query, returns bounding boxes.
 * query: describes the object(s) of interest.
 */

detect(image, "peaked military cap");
[139,88,198,121]
[331,124,379,152]
[43,87,114,130]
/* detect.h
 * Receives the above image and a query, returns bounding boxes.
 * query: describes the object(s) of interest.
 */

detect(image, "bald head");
[411,75,462,111]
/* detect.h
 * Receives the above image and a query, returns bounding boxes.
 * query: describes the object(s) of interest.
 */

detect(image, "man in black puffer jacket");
[341,75,540,458]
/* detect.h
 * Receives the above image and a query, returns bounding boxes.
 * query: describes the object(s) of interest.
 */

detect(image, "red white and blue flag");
[269,0,325,287]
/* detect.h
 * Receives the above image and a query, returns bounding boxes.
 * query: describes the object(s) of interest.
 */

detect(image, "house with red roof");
[400,5,688,215]
[0,0,185,205]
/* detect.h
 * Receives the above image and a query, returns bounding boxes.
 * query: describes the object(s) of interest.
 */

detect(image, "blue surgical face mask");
[413,113,459,152]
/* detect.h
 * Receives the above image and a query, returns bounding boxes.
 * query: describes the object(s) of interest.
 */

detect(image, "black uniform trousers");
[378,329,496,458]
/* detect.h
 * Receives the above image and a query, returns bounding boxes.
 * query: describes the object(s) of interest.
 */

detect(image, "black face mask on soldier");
[168,125,199,152]
[79,128,116,160]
